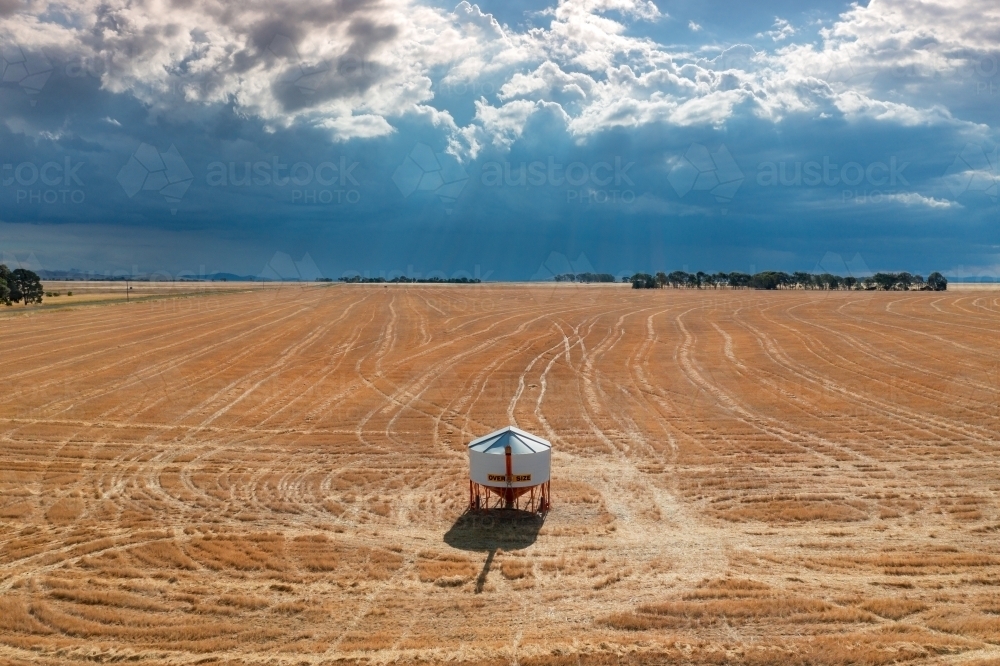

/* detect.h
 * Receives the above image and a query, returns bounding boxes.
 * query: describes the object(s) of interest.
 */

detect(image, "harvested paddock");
[1,284,999,665]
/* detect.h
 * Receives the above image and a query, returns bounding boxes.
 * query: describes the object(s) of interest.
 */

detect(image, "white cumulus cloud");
[886,193,958,208]
[1,0,996,151]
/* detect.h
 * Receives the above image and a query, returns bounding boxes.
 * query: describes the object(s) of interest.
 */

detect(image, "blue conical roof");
[468,426,551,455]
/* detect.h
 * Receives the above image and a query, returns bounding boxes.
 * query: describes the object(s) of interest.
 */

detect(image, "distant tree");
[655,272,668,288]
[0,264,11,305]
[576,273,615,282]
[816,273,839,290]
[750,271,783,290]
[667,271,687,288]
[572,272,615,283]
[621,276,631,283]
[695,271,708,289]
[843,276,857,290]
[712,272,729,289]
[9,268,43,305]
[631,273,657,289]
[8,274,21,302]
[728,272,751,289]
[927,272,948,291]
[872,273,897,290]
[897,272,914,290]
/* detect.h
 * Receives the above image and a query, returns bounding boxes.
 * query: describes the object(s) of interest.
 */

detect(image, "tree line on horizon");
[0,264,44,305]
[623,270,947,291]
[553,272,617,283]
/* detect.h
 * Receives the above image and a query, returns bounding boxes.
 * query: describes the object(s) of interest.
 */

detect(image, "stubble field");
[1,284,999,665]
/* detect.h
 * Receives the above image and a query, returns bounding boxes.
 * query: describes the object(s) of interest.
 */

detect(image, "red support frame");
[469,480,550,514]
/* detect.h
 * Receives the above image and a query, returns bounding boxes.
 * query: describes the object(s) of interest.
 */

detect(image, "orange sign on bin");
[487,473,532,482]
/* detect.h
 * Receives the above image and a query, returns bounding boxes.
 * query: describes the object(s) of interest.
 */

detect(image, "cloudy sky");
[1,0,998,280]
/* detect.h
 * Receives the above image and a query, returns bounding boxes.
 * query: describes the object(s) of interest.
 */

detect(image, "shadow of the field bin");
[444,510,544,593]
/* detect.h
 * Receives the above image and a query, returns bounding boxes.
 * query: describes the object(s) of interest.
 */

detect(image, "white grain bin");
[467,426,551,513]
